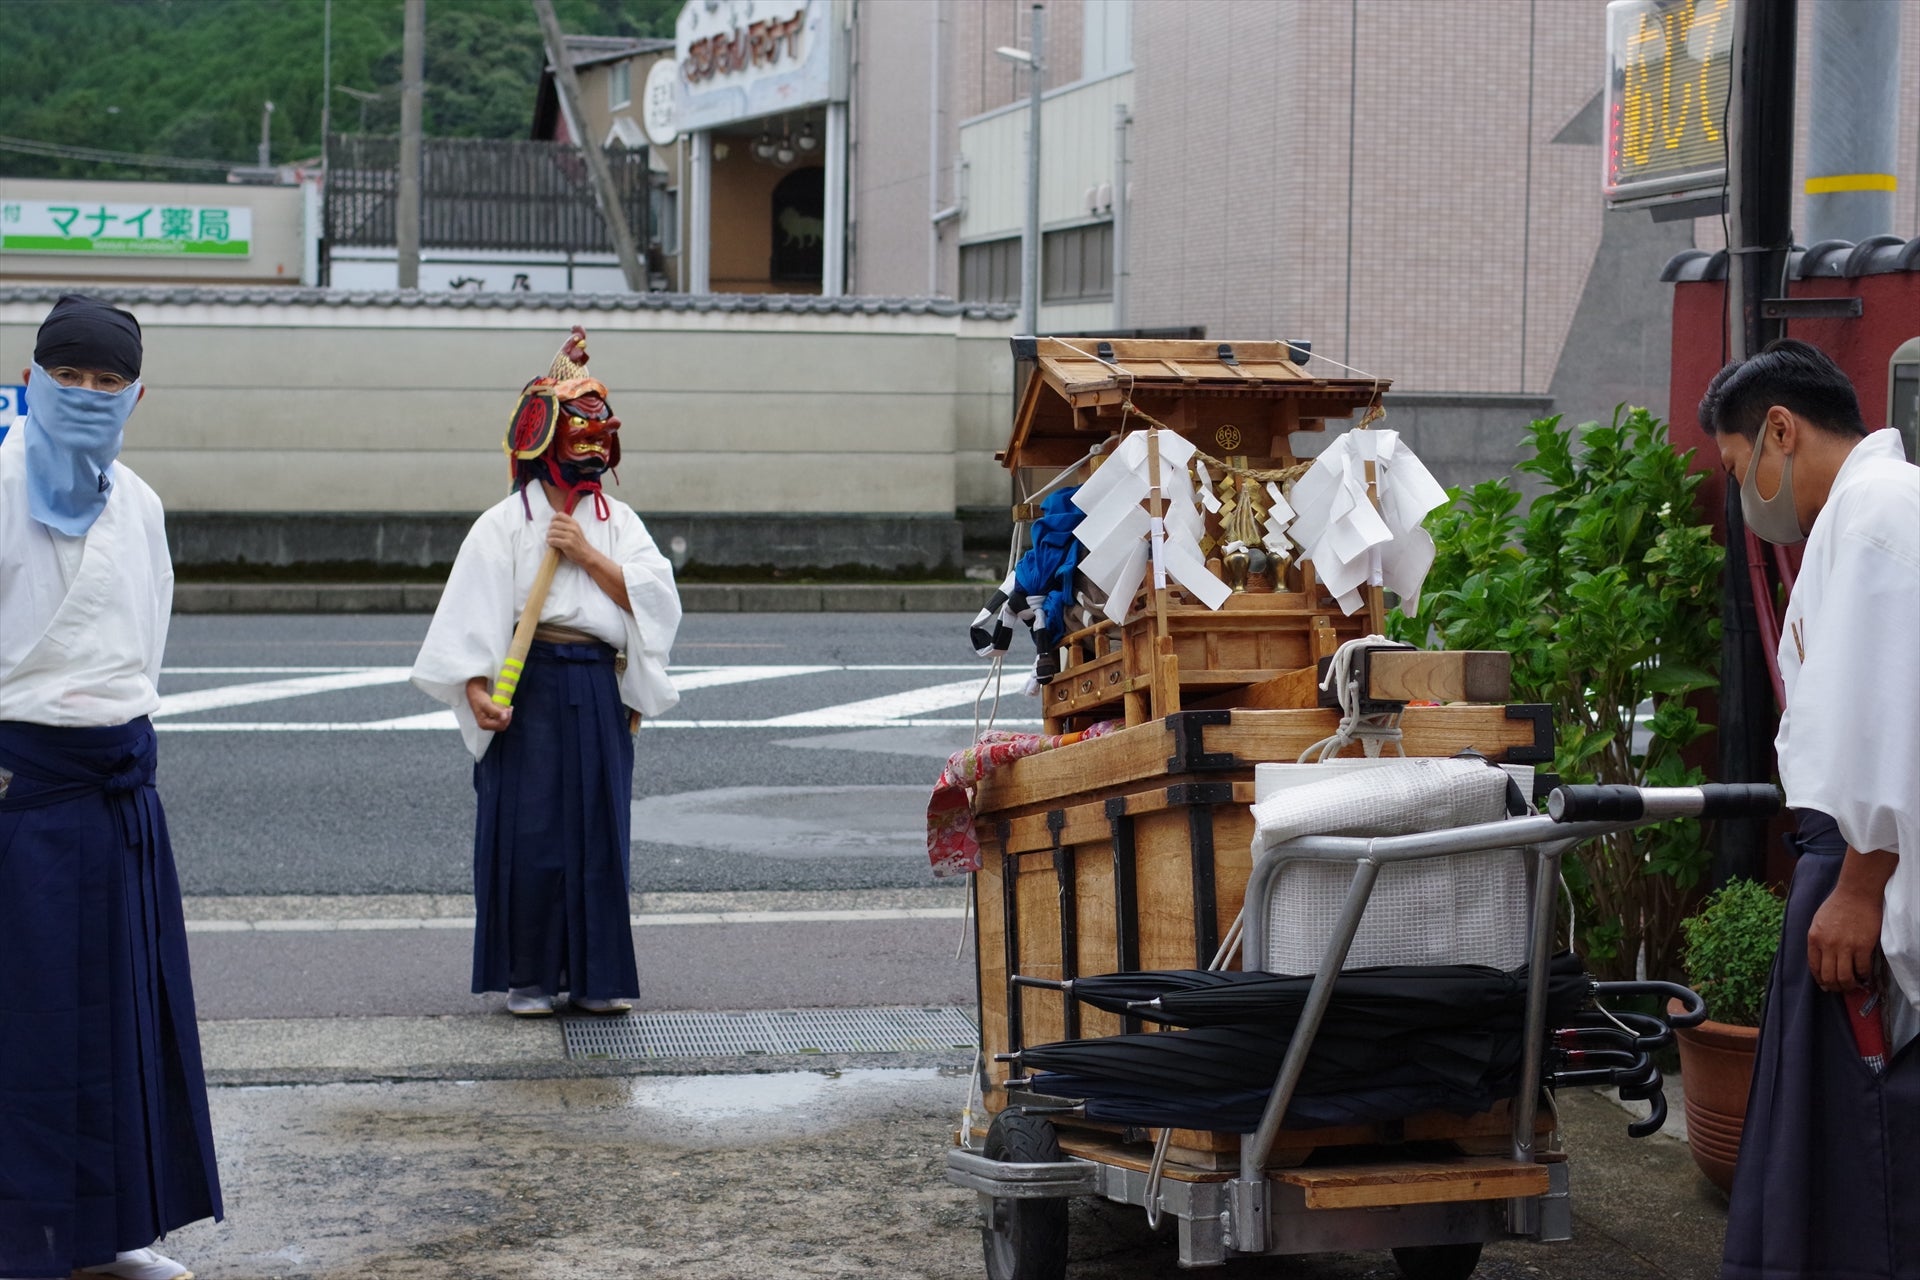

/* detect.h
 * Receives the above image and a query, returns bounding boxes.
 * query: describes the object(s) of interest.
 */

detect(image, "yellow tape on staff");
[1804,173,1899,195]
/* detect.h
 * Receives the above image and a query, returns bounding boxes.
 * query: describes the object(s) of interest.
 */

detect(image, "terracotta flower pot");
[1670,999,1761,1195]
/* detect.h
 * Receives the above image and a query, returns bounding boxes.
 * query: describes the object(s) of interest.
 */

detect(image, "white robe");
[410,489,681,760]
[1774,428,1920,1035]
[0,425,172,727]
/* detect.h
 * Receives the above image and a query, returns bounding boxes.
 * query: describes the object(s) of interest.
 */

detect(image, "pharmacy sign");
[1,200,253,257]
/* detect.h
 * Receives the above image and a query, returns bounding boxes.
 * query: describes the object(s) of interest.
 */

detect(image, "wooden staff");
[491,492,578,708]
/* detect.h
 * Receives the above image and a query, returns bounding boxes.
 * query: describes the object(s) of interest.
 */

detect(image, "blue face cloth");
[21,362,141,535]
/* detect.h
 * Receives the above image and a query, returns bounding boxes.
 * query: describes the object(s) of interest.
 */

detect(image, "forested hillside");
[0,0,678,179]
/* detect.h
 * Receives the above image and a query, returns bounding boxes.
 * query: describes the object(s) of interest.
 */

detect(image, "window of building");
[1042,222,1113,303]
[650,183,678,257]
[1082,0,1133,79]
[608,61,632,110]
[960,236,1021,305]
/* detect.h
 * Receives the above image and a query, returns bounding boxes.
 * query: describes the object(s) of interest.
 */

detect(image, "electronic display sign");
[1604,0,1733,209]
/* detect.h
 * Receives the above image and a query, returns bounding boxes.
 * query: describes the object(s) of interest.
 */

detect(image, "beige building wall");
[851,0,943,297]
[0,177,310,288]
[1128,0,1611,397]
[0,295,1013,517]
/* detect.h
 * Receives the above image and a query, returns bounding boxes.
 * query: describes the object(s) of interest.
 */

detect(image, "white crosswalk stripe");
[154,663,1041,732]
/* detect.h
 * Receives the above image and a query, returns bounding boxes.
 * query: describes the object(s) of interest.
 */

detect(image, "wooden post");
[1361,458,1387,638]
[1144,428,1181,720]
[532,0,648,293]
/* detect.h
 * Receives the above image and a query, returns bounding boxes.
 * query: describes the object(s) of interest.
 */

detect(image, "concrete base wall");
[164,511,963,575]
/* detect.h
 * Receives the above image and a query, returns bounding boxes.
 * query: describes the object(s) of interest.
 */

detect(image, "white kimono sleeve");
[410,510,517,760]
[610,505,681,718]
[1777,523,1920,1009]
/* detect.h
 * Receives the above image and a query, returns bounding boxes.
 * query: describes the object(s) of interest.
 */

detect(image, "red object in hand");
[1845,984,1889,1074]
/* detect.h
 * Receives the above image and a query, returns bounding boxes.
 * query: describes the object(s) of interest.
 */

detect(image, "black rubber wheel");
[981,1110,1069,1280]
[1392,1242,1484,1280]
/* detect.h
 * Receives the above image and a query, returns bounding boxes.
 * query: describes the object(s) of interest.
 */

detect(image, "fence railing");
[324,135,649,254]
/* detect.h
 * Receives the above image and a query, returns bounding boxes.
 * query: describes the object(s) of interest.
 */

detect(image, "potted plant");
[1391,407,1724,981]
[1674,878,1785,1193]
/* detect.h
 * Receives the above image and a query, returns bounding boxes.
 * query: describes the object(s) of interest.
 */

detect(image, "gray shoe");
[571,996,633,1015]
[506,987,554,1017]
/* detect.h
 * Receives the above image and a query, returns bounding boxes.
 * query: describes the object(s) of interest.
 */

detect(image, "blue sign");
[0,384,22,444]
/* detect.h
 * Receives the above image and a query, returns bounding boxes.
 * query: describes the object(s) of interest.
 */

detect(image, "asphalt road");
[159,611,1006,897]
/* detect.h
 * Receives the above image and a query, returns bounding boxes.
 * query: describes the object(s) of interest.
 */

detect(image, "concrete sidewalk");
[156,1061,1728,1279]
[171,582,990,614]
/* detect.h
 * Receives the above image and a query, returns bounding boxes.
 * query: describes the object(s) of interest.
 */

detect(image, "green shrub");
[1680,879,1785,1026]
[1390,407,1723,981]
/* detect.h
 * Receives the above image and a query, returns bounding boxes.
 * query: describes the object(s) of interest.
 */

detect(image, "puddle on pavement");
[614,1066,954,1147]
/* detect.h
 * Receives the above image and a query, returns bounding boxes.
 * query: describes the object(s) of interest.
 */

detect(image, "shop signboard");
[0,199,253,257]
[674,0,836,133]
[642,56,680,146]
[1603,0,1733,210]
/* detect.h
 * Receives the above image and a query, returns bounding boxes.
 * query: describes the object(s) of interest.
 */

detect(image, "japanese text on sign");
[1604,0,1732,207]
[0,200,253,257]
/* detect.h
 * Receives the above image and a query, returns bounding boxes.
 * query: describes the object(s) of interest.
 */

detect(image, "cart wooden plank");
[975,705,1549,815]
[1276,1157,1550,1209]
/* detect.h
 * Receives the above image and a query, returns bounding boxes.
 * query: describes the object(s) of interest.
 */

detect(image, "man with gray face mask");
[1703,338,1919,1280]
[0,296,221,1280]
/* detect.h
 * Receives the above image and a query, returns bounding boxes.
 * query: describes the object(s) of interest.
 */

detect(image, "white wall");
[958,70,1133,242]
[0,293,1014,516]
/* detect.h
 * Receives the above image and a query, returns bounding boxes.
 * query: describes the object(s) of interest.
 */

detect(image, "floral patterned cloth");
[927,721,1122,877]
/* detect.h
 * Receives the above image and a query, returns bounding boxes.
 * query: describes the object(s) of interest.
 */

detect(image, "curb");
[172,582,989,614]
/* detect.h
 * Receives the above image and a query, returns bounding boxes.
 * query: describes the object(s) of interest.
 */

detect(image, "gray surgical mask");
[1739,430,1805,546]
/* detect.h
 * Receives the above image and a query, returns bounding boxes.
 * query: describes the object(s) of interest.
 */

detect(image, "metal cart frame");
[947,785,1769,1273]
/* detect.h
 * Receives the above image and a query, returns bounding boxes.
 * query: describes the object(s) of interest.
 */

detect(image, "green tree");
[0,0,679,178]
[1390,408,1724,982]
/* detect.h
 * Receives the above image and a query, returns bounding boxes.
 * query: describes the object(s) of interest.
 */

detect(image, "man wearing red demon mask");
[412,328,680,1016]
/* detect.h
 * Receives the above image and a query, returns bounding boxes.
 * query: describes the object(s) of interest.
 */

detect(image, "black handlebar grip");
[1696,783,1784,820]
[1547,784,1644,823]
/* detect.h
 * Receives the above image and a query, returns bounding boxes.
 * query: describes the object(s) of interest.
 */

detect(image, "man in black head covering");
[1,296,223,1280]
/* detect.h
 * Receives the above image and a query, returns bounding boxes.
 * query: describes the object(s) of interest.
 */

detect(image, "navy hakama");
[0,719,221,1278]
[1722,811,1920,1280]
[470,640,638,1000]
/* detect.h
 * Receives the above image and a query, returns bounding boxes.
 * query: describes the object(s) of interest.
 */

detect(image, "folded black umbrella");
[1135,952,1592,1030]
[1017,954,1593,1107]
[1017,969,1263,1018]
[1025,1073,1508,1134]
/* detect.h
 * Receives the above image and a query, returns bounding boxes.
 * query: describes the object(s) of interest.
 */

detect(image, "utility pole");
[532,0,648,293]
[1715,0,1797,886]
[397,0,424,290]
[1805,0,1902,244]
[994,6,1045,334]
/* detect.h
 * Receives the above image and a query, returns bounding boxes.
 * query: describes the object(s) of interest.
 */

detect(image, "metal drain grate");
[562,1006,979,1060]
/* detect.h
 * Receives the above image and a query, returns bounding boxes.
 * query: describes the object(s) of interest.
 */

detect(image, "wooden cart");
[946,338,1569,1278]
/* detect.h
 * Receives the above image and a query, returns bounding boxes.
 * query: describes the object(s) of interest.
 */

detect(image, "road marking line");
[752,677,1000,727]
[155,668,413,716]
[186,907,966,933]
[156,718,1042,732]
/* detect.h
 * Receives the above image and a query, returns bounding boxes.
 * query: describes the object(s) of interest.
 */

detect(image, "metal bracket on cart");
[1166,710,1239,773]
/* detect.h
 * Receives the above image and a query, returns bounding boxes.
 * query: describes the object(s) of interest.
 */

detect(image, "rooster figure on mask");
[506,327,623,520]
[412,326,682,1018]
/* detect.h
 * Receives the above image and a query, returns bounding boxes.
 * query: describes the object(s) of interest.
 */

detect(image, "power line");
[0,133,238,173]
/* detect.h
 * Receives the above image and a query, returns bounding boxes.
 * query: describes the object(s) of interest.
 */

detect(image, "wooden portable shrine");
[1001,338,1507,732]
[960,337,1564,1247]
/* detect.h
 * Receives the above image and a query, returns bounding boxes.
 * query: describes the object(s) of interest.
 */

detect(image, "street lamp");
[994,4,1044,336]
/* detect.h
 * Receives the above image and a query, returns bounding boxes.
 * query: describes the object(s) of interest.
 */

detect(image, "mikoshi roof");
[1002,336,1392,472]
